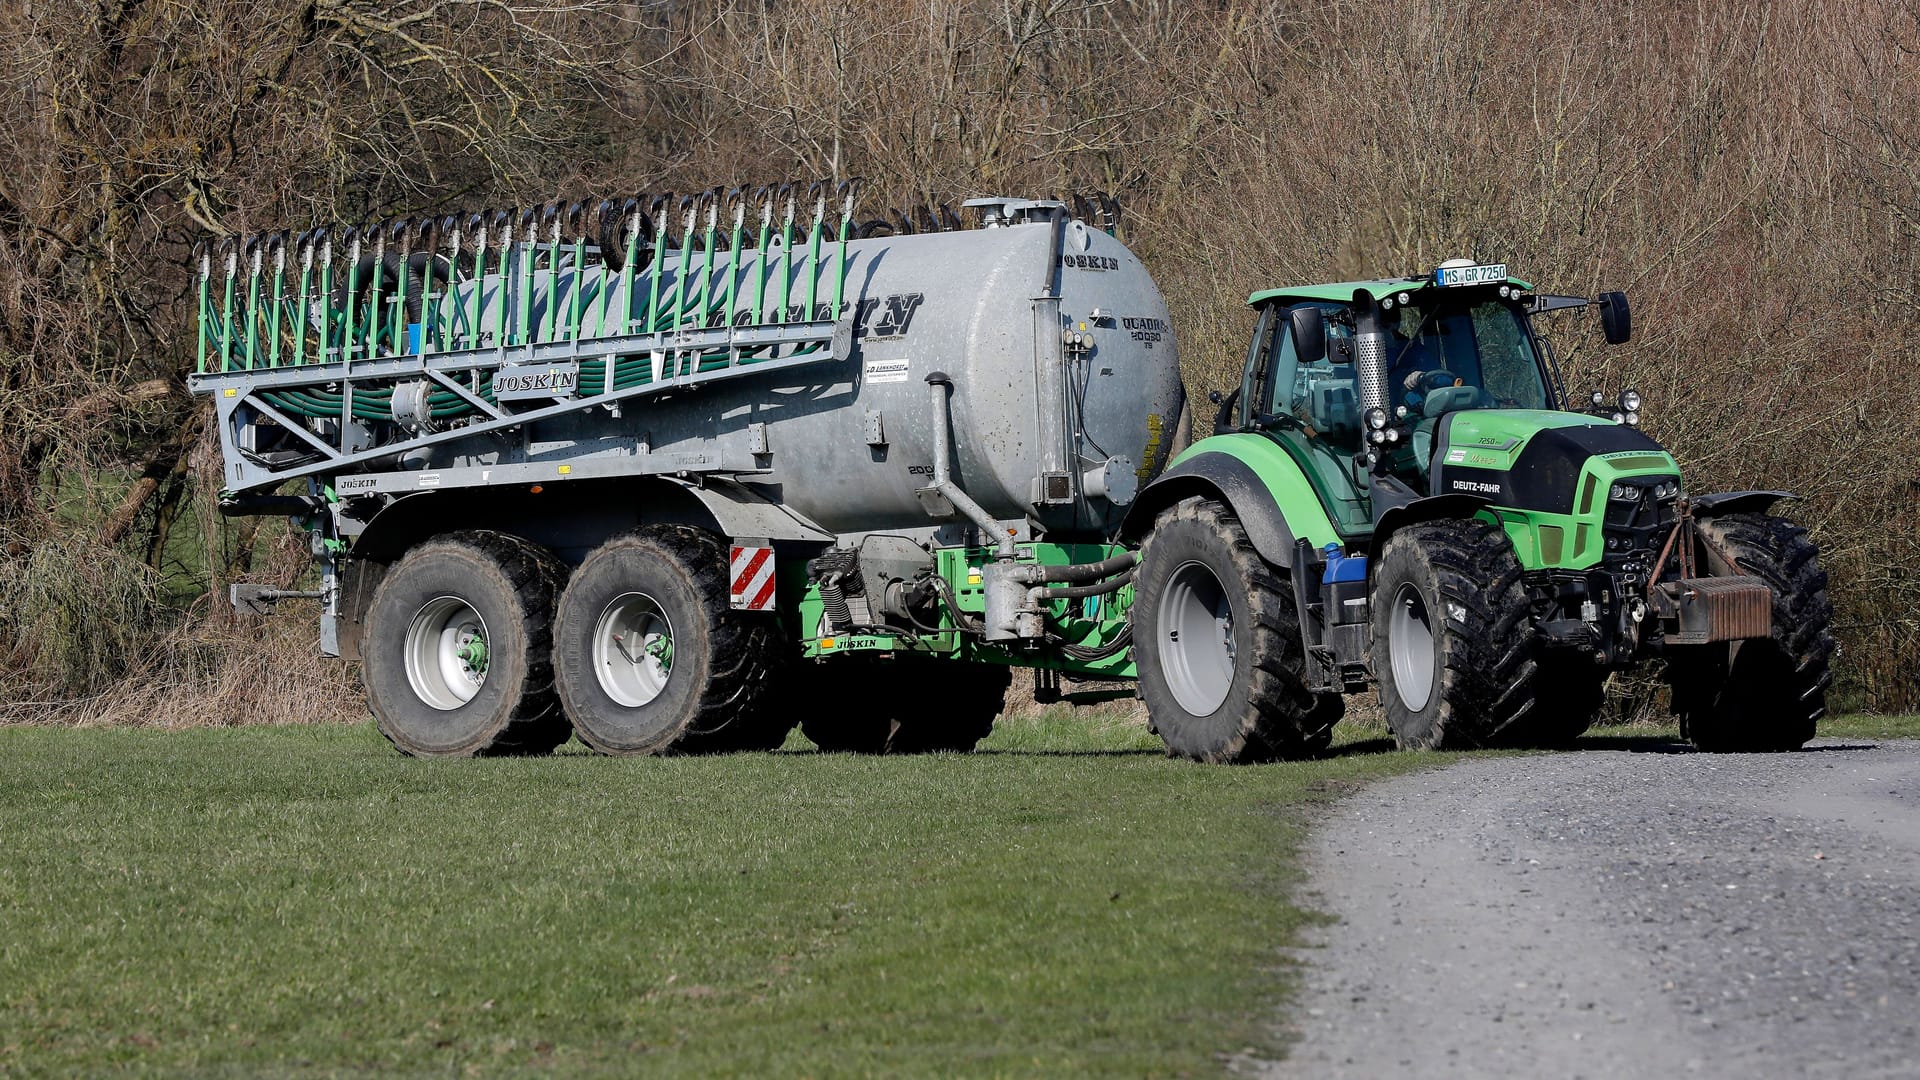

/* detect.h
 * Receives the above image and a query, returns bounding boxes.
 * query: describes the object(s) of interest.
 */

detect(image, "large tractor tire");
[1496,656,1607,749]
[799,658,1011,754]
[363,530,572,757]
[1370,519,1536,750]
[552,526,781,755]
[1135,497,1338,763]
[1667,512,1832,752]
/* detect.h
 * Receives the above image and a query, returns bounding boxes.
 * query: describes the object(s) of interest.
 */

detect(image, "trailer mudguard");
[1120,434,1341,569]
[348,474,832,566]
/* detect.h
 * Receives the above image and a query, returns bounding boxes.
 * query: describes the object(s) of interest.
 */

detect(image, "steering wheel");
[1400,369,1457,413]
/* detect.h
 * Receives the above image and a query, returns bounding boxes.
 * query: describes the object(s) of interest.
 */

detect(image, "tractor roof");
[1247,273,1533,308]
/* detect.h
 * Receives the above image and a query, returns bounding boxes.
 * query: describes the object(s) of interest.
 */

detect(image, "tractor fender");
[1367,493,1498,577]
[1689,489,1797,517]
[1120,445,1335,569]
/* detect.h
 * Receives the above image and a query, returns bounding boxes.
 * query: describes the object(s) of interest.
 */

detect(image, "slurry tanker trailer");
[191,185,1831,759]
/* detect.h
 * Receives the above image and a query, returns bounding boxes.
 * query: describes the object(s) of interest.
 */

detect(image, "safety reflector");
[729,544,776,611]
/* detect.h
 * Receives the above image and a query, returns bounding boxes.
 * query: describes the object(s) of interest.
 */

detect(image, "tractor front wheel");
[1370,519,1536,750]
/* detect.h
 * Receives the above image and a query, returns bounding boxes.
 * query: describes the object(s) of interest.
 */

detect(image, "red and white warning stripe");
[729,544,776,611]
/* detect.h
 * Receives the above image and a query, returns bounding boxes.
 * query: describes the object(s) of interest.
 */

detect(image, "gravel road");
[1268,737,1920,1079]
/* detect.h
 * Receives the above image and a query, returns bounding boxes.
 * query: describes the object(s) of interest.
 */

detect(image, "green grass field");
[2,711,1912,1078]
[0,713,1427,1078]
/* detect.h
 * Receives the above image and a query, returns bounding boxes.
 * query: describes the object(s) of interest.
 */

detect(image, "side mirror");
[1598,291,1631,345]
[1289,306,1328,364]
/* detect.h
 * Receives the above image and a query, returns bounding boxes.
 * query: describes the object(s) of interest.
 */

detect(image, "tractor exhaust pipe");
[1352,289,1389,417]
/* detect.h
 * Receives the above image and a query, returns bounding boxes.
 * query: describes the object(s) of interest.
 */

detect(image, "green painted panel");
[1538,524,1564,563]
[1164,433,1344,549]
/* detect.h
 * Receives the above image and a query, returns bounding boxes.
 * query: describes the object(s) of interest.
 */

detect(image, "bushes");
[0,532,161,699]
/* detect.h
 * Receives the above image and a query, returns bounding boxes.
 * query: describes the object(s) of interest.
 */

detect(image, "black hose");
[929,573,983,634]
[1042,569,1133,601]
[1020,551,1137,585]
[1058,624,1133,661]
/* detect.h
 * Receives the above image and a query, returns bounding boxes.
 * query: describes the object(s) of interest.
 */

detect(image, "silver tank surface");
[482,210,1184,540]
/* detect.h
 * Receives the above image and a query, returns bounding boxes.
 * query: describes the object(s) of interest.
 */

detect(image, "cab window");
[1263,302,1358,448]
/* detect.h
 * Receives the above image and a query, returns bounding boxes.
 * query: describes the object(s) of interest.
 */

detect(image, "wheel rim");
[404,596,490,711]
[1156,560,1236,716]
[593,591,675,708]
[1387,582,1436,712]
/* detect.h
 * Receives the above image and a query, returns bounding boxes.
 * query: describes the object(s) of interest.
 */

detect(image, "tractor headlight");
[1624,410,1641,426]
[1364,407,1389,431]
[1591,390,1607,408]
[1653,479,1680,501]
[1397,292,1411,306]
[1609,482,1640,502]
[1620,388,1642,413]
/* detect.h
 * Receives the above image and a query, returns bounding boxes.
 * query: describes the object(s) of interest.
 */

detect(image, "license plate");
[1436,263,1508,287]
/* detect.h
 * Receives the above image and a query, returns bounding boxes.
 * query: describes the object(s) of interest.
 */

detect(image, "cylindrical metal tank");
[447,205,1183,542]
[757,213,1180,538]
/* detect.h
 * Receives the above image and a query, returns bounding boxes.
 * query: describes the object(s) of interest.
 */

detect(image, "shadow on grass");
[1322,736,1399,759]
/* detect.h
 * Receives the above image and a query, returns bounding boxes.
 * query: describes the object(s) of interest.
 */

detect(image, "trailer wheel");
[363,530,571,757]
[798,659,1010,753]
[1135,497,1336,763]
[1667,512,1832,752]
[1370,519,1535,751]
[552,526,778,755]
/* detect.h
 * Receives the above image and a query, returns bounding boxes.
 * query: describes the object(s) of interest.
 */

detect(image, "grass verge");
[0,713,1427,1078]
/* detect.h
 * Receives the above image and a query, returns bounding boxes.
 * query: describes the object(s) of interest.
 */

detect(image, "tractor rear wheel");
[363,530,571,757]
[799,658,1010,753]
[1370,519,1536,750]
[1135,497,1337,763]
[552,526,780,755]
[1667,512,1832,752]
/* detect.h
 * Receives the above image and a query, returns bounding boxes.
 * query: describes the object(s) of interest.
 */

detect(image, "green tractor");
[1123,260,1833,759]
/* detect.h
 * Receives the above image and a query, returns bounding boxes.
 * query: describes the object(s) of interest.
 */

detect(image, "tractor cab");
[1223,260,1632,536]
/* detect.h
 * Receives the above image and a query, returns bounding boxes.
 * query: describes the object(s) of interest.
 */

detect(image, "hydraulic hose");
[1041,569,1133,601]
[1016,550,1136,586]
[1057,623,1133,661]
